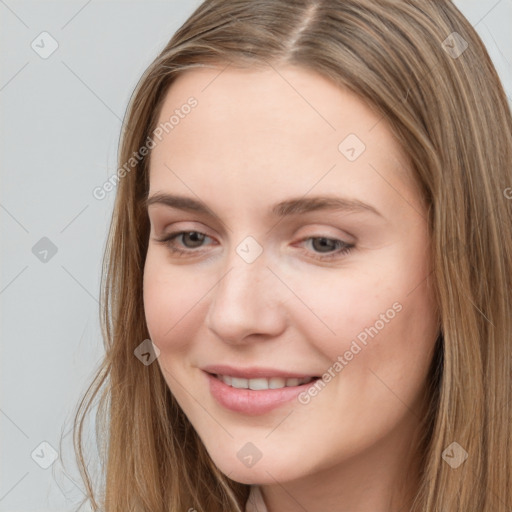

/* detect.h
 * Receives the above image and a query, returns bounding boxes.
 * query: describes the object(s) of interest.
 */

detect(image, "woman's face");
[143,64,439,485]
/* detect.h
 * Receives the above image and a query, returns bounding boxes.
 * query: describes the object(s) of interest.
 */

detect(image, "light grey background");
[1,1,511,510]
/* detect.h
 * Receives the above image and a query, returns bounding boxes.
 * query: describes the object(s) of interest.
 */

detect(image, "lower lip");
[204,371,319,415]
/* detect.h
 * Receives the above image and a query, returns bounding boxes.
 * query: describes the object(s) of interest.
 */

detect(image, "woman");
[72,1,512,511]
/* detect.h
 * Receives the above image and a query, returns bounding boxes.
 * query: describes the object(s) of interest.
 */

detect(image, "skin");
[143,64,440,512]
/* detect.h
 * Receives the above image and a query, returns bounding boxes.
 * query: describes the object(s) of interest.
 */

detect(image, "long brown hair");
[71,1,512,510]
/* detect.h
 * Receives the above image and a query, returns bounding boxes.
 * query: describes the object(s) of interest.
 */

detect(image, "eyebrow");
[145,193,383,219]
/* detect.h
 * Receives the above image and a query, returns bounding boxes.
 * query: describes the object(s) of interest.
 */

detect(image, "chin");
[212,453,303,485]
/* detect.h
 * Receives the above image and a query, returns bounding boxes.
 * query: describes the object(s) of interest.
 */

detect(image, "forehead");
[154,64,390,143]
[148,65,419,216]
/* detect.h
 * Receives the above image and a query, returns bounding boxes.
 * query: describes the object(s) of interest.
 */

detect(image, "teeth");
[217,375,314,390]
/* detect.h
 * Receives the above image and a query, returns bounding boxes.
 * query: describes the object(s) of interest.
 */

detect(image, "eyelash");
[154,230,354,261]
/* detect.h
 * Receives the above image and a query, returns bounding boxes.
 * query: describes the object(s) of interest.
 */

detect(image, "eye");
[153,231,354,261]
[298,236,354,261]
[154,230,214,256]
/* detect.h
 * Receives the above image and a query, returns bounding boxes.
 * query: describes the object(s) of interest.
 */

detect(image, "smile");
[204,371,320,415]
[215,374,316,390]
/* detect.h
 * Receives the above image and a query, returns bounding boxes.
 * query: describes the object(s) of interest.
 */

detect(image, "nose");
[205,248,287,344]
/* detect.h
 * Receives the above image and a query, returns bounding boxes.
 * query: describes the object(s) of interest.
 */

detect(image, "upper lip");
[201,364,319,379]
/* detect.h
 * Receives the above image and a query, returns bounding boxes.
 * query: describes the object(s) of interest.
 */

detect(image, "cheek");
[142,250,207,349]
[142,252,206,405]
[284,264,403,356]
[291,246,437,386]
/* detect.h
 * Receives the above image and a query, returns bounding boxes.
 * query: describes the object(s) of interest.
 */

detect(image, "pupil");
[185,232,204,247]
[313,237,335,253]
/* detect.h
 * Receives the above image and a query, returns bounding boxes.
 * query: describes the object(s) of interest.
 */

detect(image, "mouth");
[208,372,320,390]
[204,371,321,415]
